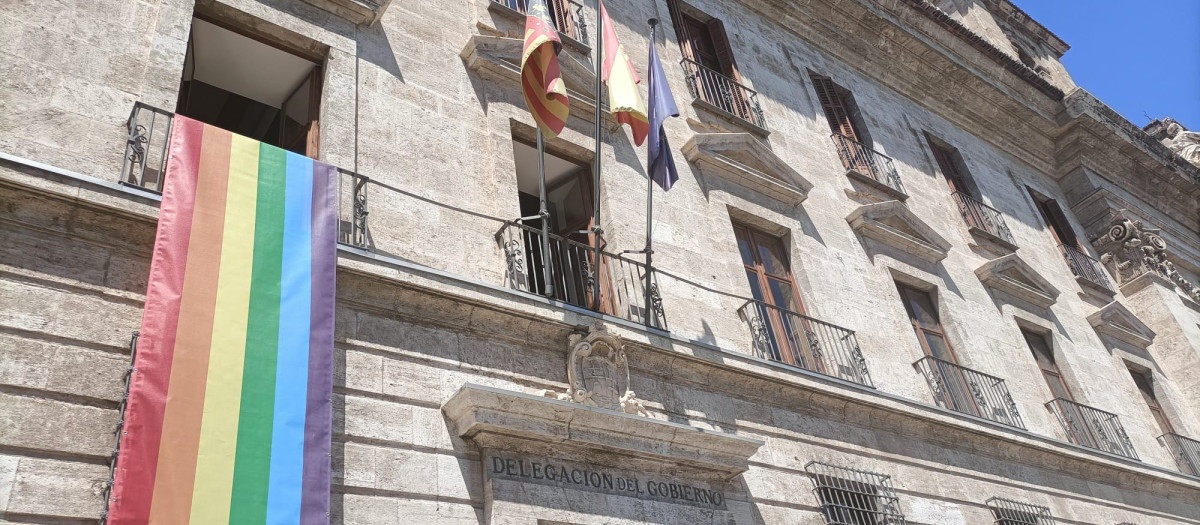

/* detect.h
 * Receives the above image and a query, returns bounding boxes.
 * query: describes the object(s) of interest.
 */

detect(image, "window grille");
[805,462,907,525]
[985,497,1056,525]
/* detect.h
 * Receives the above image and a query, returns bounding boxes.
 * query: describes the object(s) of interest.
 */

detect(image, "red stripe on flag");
[107,116,205,524]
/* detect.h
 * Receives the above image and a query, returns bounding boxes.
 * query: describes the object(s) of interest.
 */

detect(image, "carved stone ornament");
[1096,213,1200,302]
[542,325,650,417]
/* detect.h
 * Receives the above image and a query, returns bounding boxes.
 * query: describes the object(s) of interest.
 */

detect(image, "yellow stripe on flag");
[189,133,260,523]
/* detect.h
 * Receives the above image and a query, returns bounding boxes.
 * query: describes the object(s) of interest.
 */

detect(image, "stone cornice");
[981,0,1070,57]
[740,0,1061,175]
[1061,89,1200,189]
[891,0,1064,99]
[442,384,765,479]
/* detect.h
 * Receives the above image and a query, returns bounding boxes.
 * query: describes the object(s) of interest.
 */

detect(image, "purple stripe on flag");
[300,161,337,524]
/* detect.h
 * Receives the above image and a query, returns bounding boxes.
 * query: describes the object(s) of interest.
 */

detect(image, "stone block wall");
[2,0,1200,523]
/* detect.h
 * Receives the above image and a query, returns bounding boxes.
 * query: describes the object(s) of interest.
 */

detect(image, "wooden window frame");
[1129,367,1175,435]
[1021,328,1075,402]
[896,284,959,362]
[734,223,823,370]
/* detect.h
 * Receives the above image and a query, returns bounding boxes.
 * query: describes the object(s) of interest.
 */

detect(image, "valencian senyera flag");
[600,1,649,146]
[107,115,336,525]
[648,25,680,190]
[521,0,570,137]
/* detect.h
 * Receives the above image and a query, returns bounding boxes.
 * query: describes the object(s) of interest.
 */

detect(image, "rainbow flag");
[107,115,337,524]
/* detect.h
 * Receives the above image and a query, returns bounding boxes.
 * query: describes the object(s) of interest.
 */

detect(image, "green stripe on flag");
[229,143,287,521]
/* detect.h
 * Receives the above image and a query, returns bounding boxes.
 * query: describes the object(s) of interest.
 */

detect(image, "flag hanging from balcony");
[107,115,336,525]
[647,25,680,190]
[521,0,570,137]
[600,1,648,146]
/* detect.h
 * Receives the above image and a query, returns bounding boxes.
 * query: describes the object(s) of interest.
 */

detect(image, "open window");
[509,139,596,309]
[809,72,872,148]
[925,134,977,198]
[177,17,322,157]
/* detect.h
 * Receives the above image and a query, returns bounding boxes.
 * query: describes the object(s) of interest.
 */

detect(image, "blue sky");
[1013,0,1200,129]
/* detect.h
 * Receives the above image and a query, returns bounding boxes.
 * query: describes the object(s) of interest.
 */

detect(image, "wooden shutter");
[1042,199,1083,250]
[930,142,968,193]
[810,75,858,141]
[666,0,694,61]
[707,18,740,82]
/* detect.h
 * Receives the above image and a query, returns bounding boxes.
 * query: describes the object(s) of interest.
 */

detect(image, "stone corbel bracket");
[1088,301,1156,349]
[846,200,952,263]
[442,384,764,479]
[975,254,1060,309]
[681,133,812,206]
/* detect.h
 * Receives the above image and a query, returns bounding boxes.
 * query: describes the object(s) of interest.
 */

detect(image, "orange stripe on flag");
[148,124,232,525]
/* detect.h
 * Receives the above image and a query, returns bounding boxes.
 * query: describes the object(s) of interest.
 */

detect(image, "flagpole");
[537,132,555,297]
[590,0,605,313]
[643,18,659,328]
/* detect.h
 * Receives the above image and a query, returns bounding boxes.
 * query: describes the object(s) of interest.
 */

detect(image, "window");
[896,284,956,362]
[899,283,984,416]
[735,224,815,367]
[493,0,583,42]
[805,462,907,525]
[985,497,1057,525]
[1021,329,1074,401]
[1027,190,1082,250]
[509,138,595,306]
[809,73,871,147]
[926,137,975,197]
[667,0,759,124]
[1129,367,1174,436]
[177,17,323,157]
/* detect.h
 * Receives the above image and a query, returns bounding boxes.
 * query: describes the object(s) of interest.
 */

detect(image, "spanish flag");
[600,1,649,146]
[521,0,570,137]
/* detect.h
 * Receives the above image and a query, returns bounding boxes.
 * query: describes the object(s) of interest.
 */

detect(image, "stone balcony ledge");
[442,383,764,479]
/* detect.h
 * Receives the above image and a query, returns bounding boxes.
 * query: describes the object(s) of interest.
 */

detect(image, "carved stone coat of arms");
[543,325,649,416]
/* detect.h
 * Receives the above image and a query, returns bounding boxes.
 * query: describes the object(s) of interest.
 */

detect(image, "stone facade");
[2,0,1200,524]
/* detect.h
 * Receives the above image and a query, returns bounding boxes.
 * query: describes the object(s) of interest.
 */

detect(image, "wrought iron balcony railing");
[491,0,588,44]
[913,356,1025,429]
[831,133,905,196]
[680,58,767,130]
[121,102,175,193]
[985,497,1057,525]
[496,221,665,329]
[1159,432,1200,476]
[737,300,872,387]
[951,191,1016,246]
[1045,398,1138,459]
[1059,244,1115,294]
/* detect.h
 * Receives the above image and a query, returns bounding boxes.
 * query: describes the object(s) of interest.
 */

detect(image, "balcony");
[1045,398,1138,459]
[914,356,1025,429]
[490,0,588,45]
[831,133,906,198]
[738,300,873,386]
[1159,432,1200,476]
[1059,243,1115,295]
[951,191,1017,249]
[680,58,767,131]
[496,221,666,330]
